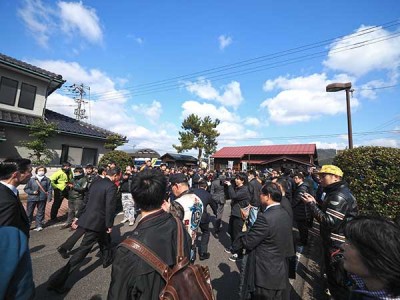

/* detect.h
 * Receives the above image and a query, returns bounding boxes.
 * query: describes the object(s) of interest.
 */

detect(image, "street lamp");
[326,82,353,149]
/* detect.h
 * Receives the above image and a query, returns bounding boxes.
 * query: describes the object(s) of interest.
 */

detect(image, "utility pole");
[68,83,90,121]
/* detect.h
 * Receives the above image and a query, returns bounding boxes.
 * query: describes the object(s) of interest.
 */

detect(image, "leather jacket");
[309,180,358,248]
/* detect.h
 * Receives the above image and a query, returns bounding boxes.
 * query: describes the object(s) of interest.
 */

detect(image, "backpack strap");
[120,238,171,281]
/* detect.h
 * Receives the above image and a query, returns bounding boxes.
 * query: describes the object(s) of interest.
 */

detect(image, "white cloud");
[185,79,243,109]
[260,139,274,145]
[58,1,103,44]
[34,60,178,153]
[18,0,103,47]
[323,25,400,76]
[244,117,261,127]
[219,35,232,50]
[358,138,400,148]
[217,121,258,145]
[261,73,359,124]
[18,0,54,47]
[132,100,163,124]
[313,141,346,150]
[135,37,144,45]
[181,101,238,122]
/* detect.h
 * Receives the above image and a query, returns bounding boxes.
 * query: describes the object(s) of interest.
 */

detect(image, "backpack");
[120,217,214,300]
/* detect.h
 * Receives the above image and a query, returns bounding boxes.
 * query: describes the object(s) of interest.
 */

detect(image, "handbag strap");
[35,178,47,194]
[120,238,171,281]
[119,217,188,281]
[174,217,185,265]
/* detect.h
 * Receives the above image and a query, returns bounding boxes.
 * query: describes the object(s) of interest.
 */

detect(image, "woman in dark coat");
[225,172,250,262]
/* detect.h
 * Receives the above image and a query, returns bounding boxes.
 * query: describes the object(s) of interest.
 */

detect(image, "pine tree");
[104,134,127,150]
[173,114,220,165]
[21,118,57,164]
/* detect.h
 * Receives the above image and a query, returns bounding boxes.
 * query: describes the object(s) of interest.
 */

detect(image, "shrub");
[98,150,132,171]
[333,146,400,219]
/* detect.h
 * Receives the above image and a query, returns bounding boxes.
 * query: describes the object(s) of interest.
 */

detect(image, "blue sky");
[1,0,399,156]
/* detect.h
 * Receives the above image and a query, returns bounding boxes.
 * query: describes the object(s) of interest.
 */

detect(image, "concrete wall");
[0,65,49,117]
[0,125,108,165]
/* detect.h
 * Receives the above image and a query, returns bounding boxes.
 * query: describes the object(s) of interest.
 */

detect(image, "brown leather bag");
[120,217,214,300]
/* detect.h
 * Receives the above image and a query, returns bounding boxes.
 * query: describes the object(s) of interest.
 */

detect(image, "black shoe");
[60,223,70,230]
[47,285,70,294]
[57,246,69,259]
[199,253,210,261]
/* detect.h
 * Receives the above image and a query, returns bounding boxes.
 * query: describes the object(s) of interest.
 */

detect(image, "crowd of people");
[0,157,399,300]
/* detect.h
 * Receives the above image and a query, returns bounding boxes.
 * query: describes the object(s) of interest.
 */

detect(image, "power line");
[85,19,400,100]
[218,129,400,141]
[86,29,400,101]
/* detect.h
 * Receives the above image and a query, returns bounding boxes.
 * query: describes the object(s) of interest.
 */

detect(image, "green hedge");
[98,150,132,171]
[333,146,400,218]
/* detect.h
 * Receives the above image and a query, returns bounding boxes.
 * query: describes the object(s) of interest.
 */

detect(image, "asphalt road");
[29,203,320,299]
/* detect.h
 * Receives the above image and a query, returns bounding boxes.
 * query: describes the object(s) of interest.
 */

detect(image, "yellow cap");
[318,165,343,177]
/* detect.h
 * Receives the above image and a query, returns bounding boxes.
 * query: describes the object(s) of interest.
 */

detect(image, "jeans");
[26,201,46,227]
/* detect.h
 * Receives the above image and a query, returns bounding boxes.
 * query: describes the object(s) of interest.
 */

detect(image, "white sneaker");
[120,218,128,224]
[34,227,43,232]
[129,220,135,226]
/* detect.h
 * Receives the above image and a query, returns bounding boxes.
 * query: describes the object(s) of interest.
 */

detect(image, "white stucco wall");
[0,65,50,117]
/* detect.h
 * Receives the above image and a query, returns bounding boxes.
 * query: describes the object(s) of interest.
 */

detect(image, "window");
[18,83,36,110]
[0,77,18,106]
[60,145,98,165]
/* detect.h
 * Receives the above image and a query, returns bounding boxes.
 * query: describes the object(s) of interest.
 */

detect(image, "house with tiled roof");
[160,153,198,167]
[0,53,121,165]
[211,144,318,171]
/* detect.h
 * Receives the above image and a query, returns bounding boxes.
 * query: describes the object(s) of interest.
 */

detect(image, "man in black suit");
[233,182,294,300]
[192,181,218,260]
[0,158,32,237]
[47,167,120,294]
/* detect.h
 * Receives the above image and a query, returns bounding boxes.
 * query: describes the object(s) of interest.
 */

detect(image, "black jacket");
[192,188,218,224]
[292,182,312,221]
[233,205,294,290]
[0,183,30,237]
[77,177,117,232]
[309,180,358,248]
[248,178,262,207]
[228,185,251,218]
[108,210,191,300]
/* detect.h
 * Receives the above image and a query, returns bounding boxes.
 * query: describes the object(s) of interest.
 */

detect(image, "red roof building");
[211,144,318,171]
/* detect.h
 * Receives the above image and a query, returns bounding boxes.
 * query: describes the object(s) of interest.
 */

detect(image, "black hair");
[85,164,94,169]
[0,158,31,180]
[131,169,167,211]
[247,169,256,177]
[293,172,304,180]
[198,181,208,189]
[235,172,248,184]
[344,215,400,296]
[261,182,282,203]
[62,162,71,167]
[97,165,107,175]
[74,166,84,173]
[106,167,121,176]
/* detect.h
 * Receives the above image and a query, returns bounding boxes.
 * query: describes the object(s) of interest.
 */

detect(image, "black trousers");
[228,216,244,247]
[60,227,86,251]
[51,189,68,220]
[48,229,112,288]
[251,286,283,300]
[296,219,312,246]
[199,222,210,254]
